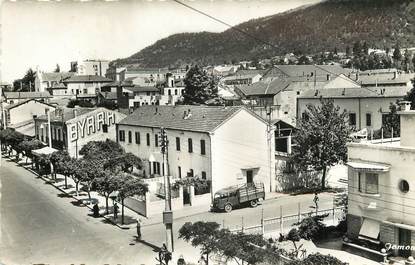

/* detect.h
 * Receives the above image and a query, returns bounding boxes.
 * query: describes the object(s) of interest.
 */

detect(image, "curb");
[19,162,132,231]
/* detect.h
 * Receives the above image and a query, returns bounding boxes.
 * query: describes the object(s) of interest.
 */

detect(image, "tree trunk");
[121,198,125,225]
[206,252,209,265]
[105,196,109,215]
[75,182,79,196]
[87,185,91,200]
[321,166,327,190]
[64,175,68,189]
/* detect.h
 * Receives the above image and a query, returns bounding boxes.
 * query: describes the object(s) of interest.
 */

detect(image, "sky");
[1,0,320,83]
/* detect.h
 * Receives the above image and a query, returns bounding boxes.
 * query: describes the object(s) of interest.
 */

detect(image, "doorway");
[399,228,412,258]
[246,170,253,184]
[183,186,191,206]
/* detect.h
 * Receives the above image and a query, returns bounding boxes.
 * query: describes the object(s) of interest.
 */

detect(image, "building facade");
[116,105,275,199]
[34,107,126,158]
[347,102,415,258]
[63,75,113,96]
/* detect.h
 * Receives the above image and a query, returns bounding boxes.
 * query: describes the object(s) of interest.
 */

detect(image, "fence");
[226,205,346,236]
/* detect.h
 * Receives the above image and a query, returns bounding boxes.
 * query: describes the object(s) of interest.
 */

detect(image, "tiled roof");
[118,105,246,133]
[4,99,55,110]
[236,79,291,96]
[76,94,96,98]
[125,68,170,75]
[222,72,262,81]
[10,120,36,137]
[63,75,112,83]
[50,82,67,89]
[263,65,351,78]
[41,72,75,82]
[3,91,51,99]
[36,107,96,123]
[358,73,414,85]
[102,81,134,87]
[126,86,159,93]
[298,86,409,99]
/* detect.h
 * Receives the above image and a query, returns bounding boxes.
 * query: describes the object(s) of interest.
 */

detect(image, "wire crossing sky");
[1,0,320,82]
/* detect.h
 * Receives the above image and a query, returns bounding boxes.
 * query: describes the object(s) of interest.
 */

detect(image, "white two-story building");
[116,105,275,199]
[347,101,415,259]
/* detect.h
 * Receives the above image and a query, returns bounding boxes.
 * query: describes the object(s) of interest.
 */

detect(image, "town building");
[34,107,126,158]
[70,59,110,77]
[220,70,263,86]
[262,64,351,80]
[116,105,276,198]
[2,91,52,105]
[34,71,75,93]
[346,101,415,259]
[62,75,113,96]
[297,85,409,132]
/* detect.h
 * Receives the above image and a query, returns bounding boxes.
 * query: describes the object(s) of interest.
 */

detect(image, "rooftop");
[63,75,113,83]
[3,91,51,99]
[118,105,249,133]
[102,81,134,87]
[36,107,96,123]
[298,86,409,99]
[263,65,351,78]
[40,72,75,82]
[126,86,159,93]
[4,99,55,110]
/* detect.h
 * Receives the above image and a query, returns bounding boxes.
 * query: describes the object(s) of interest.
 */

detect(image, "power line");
[170,0,279,51]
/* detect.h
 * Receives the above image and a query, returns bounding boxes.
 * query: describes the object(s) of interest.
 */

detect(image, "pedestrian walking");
[177,254,186,265]
[113,202,119,220]
[136,218,142,240]
[92,203,100,217]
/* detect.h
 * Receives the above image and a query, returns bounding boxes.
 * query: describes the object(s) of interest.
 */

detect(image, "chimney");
[398,100,412,111]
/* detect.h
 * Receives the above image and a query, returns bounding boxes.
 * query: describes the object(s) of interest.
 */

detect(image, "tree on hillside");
[117,174,148,224]
[291,99,350,190]
[393,44,402,68]
[179,221,221,265]
[182,65,219,105]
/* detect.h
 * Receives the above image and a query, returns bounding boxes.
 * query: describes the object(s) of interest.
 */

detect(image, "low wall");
[124,196,147,217]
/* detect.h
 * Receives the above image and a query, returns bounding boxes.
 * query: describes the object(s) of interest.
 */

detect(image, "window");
[366,113,372,127]
[200,139,206,155]
[188,138,193,153]
[135,132,140,144]
[119,130,125,142]
[128,131,132,143]
[174,89,178,95]
[202,171,207,180]
[349,113,356,126]
[178,166,182,178]
[365,173,379,194]
[176,137,181,151]
[188,169,194,177]
[102,124,108,133]
[57,128,61,141]
[399,180,410,193]
[146,133,150,146]
[155,134,159,147]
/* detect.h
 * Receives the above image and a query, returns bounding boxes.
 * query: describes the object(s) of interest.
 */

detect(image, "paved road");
[0,159,156,265]
[0,158,337,264]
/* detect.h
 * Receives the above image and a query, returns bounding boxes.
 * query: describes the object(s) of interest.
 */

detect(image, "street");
[0,159,337,265]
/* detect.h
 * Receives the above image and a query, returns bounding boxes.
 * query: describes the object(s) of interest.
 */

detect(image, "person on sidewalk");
[177,254,186,265]
[136,218,142,240]
[93,203,100,218]
[113,202,119,221]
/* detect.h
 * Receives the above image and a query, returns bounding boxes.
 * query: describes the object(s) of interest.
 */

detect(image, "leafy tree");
[286,228,303,259]
[54,64,60,73]
[79,139,124,161]
[94,173,121,214]
[294,214,328,241]
[182,65,219,105]
[393,44,402,68]
[286,253,346,265]
[50,150,73,188]
[104,152,142,174]
[373,102,400,138]
[117,174,148,224]
[18,138,45,164]
[352,41,362,56]
[298,55,311,65]
[291,99,350,190]
[179,221,221,265]
[13,68,36,92]
[345,46,351,57]
[78,159,104,200]
[72,159,86,196]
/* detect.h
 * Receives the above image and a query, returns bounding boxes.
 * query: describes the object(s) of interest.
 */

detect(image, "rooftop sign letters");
[69,111,115,142]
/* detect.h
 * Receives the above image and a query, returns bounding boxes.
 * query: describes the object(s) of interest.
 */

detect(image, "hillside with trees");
[112,0,415,69]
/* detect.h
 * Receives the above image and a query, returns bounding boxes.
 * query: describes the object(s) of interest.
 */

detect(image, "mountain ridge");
[112,0,415,69]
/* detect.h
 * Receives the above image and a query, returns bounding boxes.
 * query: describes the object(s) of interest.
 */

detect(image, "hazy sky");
[1,0,320,82]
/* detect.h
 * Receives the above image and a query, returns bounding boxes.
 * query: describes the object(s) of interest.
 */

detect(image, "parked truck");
[211,182,265,213]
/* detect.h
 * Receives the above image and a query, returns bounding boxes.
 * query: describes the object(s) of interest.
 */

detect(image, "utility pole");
[266,105,273,193]
[160,127,174,252]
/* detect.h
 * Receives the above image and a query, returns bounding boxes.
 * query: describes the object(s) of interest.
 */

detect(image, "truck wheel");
[224,203,233,213]
[250,200,258,207]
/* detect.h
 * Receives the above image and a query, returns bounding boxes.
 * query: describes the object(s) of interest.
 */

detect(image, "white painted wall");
[7,100,55,126]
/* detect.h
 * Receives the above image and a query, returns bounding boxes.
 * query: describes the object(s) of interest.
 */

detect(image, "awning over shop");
[240,165,261,170]
[32,146,58,156]
[359,218,380,239]
[347,161,390,172]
